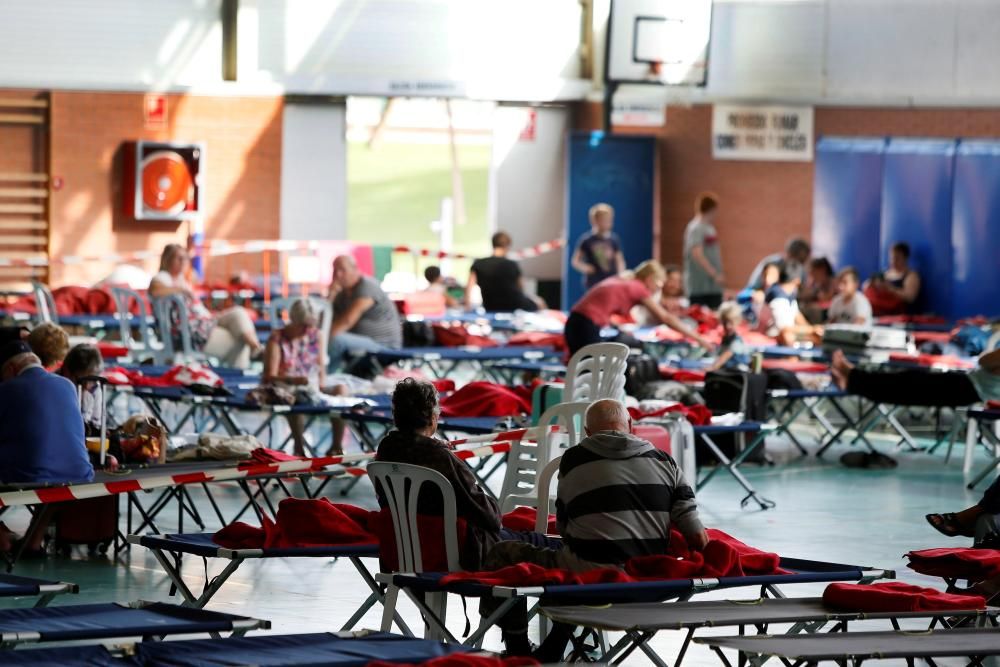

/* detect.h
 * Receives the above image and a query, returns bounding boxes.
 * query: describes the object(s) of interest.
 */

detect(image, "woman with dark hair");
[865,242,922,315]
[375,378,504,571]
[59,344,109,433]
[374,378,558,656]
[149,244,261,368]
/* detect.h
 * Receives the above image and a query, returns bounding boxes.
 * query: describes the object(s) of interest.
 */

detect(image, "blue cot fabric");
[0,645,119,666]
[134,632,468,667]
[0,367,93,484]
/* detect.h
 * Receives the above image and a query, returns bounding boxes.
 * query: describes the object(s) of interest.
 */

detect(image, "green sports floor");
[1,421,995,665]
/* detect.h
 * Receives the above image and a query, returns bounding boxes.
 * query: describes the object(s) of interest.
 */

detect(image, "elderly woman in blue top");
[0,340,93,485]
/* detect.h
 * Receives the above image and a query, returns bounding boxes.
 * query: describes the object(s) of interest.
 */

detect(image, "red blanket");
[506,331,566,353]
[761,359,829,374]
[213,498,376,549]
[906,548,1000,582]
[439,529,782,586]
[501,507,557,535]
[628,403,712,426]
[823,582,985,612]
[658,367,707,384]
[8,285,148,316]
[249,448,303,463]
[367,656,538,667]
[103,366,178,387]
[433,324,498,348]
[439,382,533,418]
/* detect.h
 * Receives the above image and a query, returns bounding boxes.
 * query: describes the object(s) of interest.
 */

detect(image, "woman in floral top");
[263,299,348,455]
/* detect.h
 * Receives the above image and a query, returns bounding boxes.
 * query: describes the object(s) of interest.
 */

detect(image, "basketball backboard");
[606,0,712,86]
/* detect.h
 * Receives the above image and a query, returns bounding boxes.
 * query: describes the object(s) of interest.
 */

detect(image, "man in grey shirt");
[327,255,402,372]
[684,193,725,309]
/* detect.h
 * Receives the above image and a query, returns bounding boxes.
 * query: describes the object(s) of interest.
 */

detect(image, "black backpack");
[624,353,661,397]
[701,369,769,465]
[402,320,435,347]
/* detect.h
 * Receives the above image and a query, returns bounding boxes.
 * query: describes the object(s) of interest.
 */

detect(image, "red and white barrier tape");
[0,438,514,508]
[2,237,565,268]
[392,238,564,262]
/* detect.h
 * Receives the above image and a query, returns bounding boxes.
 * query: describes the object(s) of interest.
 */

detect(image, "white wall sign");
[611,100,666,128]
[712,105,814,161]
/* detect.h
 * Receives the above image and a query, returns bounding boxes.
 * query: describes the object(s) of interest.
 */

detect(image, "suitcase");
[55,378,119,555]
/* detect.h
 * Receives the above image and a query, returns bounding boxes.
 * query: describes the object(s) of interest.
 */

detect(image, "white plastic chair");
[499,401,589,514]
[30,281,58,325]
[267,296,333,363]
[367,461,460,640]
[563,342,630,402]
[110,287,167,364]
[533,455,562,534]
[152,294,208,364]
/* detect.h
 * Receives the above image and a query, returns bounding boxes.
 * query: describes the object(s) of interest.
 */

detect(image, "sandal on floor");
[926,513,972,538]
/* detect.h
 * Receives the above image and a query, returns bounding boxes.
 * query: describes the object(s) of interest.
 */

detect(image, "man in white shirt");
[827,267,873,326]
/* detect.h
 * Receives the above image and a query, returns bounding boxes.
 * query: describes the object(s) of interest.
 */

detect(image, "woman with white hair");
[149,244,262,368]
[263,298,348,455]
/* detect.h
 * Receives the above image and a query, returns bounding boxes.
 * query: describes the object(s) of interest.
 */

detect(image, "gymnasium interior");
[0,1,999,665]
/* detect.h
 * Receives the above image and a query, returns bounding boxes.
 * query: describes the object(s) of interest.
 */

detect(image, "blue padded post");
[880,139,956,317]
[812,137,886,281]
[951,140,1000,319]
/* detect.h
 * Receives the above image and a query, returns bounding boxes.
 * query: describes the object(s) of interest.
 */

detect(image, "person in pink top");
[564,260,715,355]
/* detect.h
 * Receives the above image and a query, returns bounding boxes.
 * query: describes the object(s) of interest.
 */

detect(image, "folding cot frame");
[539,596,998,667]
[369,345,559,380]
[963,409,1000,489]
[0,600,269,648]
[0,573,77,608]
[128,533,414,637]
[0,630,480,666]
[376,559,894,651]
[696,627,1000,667]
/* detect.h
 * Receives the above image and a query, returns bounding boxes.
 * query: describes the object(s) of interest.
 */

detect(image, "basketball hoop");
[646,60,663,80]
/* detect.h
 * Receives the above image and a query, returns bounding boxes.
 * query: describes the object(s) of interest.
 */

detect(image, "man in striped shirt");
[482,398,708,660]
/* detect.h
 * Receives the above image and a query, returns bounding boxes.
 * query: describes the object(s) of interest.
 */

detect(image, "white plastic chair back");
[267,296,333,364]
[533,455,562,534]
[563,342,629,402]
[30,281,58,325]
[367,462,460,573]
[152,294,207,364]
[110,287,167,364]
[499,400,589,514]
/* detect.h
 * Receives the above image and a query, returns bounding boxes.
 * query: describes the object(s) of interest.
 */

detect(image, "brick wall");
[48,91,282,285]
[575,103,1000,291]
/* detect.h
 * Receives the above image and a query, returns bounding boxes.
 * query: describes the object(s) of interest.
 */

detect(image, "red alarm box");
[122,140,204,221]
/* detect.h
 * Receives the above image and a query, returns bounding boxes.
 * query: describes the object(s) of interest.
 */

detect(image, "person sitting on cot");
[27,322,70,370]
[709,302,751,371]
[482,398,708,661]
[864,241,921,316]
[756,264,823,347]
[373,378,560,656]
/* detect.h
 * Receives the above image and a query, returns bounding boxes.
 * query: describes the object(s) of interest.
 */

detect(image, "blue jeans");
[327,332,385,373]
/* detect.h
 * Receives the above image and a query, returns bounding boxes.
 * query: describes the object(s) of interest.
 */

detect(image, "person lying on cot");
[709,301,751,371]
[564,260,715,356]
[831,347,1000,408]
[756,263,823,347]
[827,266,873,326]
[482,398,708,661]
[262,298,349,456]
[927,474,1000,551]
